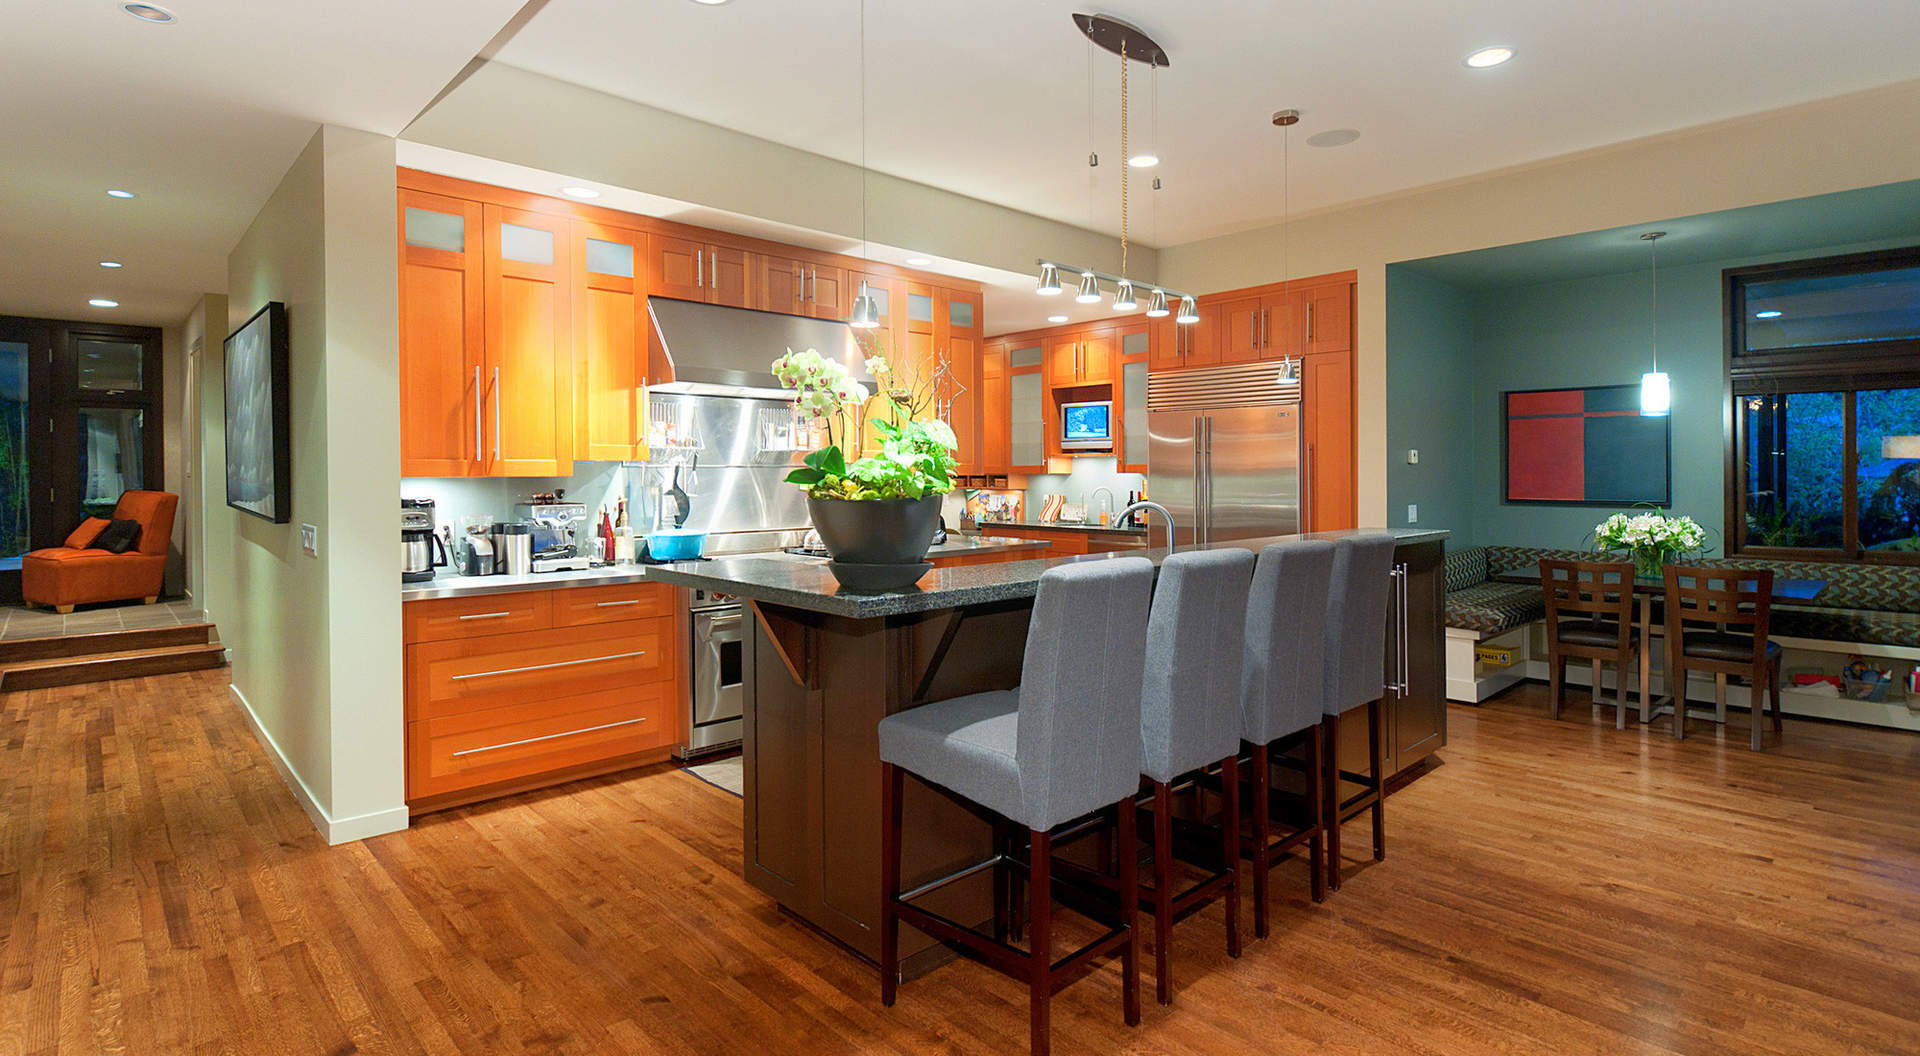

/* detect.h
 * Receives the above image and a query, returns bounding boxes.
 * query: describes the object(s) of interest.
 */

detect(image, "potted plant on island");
[773,348,958,591]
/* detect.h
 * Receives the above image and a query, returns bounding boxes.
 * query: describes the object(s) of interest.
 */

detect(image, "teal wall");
[1388,235,1914,551]
[1385,269,1477,543]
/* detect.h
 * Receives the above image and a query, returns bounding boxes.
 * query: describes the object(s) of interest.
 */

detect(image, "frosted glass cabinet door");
[1123,359,1148,466]
[1011,372,1043,466]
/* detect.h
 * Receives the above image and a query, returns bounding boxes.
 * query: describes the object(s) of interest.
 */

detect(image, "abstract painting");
[224,301,291,523]
[1504,384,1670,506]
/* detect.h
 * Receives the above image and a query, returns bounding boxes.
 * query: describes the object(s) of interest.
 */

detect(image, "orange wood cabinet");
[482,205,574,476]
[980,342,1009,476]
[650,235,752,308]
[1115,323,1149,474]
[1043,327,1114,387]
[398,189,485,477]
[403,582,682,810]
[943,289,983,474]
[926,546,1044,568]
[1148,302,1220,371]
[977,524,1146,555]
[572,220,650,462]
[1301,349,1356,532]
[758,253,845,320]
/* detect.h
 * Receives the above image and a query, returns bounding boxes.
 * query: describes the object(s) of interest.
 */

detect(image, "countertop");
[644,528,1451,619]
[974,519,1148,536]
[400,534,1054,601]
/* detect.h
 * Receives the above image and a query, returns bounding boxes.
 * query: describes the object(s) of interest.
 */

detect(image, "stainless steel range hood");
[647,297,873,399]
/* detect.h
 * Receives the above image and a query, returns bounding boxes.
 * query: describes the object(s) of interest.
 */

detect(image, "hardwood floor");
[3,670,1917,1055]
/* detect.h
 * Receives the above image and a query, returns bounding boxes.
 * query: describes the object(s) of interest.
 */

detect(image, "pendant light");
[848,0,879,330]
[1145,289,1169,318]
[1075,272,1102,303]
[1113,279,1138,311]
[1639,231,1670,416]
[1175,295,1199,324]
[1036,263,1063,296]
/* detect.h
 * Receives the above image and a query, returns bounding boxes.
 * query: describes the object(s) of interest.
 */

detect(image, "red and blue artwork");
[1503,384,1670,506]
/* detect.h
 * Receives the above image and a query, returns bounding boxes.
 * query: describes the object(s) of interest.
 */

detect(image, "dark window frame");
[1723,246,1920,566]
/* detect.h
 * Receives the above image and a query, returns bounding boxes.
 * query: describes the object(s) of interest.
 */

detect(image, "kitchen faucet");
[1089,486,1116,522]
[1117,500,1178,554]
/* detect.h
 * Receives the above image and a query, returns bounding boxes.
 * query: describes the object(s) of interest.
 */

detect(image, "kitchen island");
[646,528,1448,974]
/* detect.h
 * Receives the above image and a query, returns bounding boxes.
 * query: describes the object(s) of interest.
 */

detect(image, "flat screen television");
[1059,400,1114,451]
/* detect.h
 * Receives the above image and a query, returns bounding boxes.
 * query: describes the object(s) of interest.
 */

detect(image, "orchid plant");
[772,348,957,501]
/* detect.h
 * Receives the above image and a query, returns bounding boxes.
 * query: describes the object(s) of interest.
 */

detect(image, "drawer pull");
[450,649,648,682]
[450,717,648,759]
[458,611,513,621]
[594,599,642,608]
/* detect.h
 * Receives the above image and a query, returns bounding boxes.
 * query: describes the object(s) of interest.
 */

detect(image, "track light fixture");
[1112,280,1138,311]
[1145,289,1169,318]
[1075,272,1102,304]
[1036,263,1063,295]
[1175,295,1199,324]
[850,281,879,329]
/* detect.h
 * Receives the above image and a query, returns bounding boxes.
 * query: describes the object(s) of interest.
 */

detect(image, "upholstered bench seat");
[1445,581,1547,635]
[1770,606,1920,649]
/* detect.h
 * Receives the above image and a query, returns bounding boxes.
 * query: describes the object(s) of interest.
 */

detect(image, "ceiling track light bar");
[1072,13,1170,67]
[1035,260,1191,304]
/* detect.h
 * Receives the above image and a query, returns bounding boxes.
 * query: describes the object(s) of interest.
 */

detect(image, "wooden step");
[0,642,228,692]
[0,622,216,665]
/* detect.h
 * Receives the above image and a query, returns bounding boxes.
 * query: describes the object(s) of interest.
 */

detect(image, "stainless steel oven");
[680,587,743,758]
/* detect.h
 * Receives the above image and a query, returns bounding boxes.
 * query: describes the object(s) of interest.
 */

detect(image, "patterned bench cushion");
[1769,606,1920,649]
[1446,581,1545,635]
[1445,546,1489,593]
[1698,558,1920,615]
[1484,546,1597,577]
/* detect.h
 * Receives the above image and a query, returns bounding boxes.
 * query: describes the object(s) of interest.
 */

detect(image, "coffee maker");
[401,498,447,583]
[513,500,592,572]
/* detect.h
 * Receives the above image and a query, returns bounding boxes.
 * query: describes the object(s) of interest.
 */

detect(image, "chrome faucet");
[1089,486,1116,522]
[1117,500,1178,553]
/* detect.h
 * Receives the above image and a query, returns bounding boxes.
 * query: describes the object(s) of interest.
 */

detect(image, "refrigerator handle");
[1303,440,1314,535]
[1201,416,1214,544]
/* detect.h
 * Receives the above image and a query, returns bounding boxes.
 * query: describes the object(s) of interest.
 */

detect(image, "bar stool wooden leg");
[1304,730,1325,904]
[1219,755,1242,958]
[1250,743,1271,938]
[1322,714,1342,891]
[1367,698,1385,863]
[1028,829,1052,1056]
[1151,780,1174,1005]
[880,762,903,1008]
[1116,804,1140,1028]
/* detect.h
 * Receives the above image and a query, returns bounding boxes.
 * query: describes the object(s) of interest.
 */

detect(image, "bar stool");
[1320,533,1398,892]
[1240,538,1337,933]
[1134,547,1254,1005]
[1540,558,1643,728]
[1662,564,1783,750]
[878,558,1154,1056]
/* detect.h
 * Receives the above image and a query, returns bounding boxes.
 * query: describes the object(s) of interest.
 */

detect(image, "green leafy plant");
[773,349,956,501]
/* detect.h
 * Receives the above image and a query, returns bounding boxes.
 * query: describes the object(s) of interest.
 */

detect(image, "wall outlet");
[1406,449,1419,464]
[1406,504,1419,524]
[301,523,319,557]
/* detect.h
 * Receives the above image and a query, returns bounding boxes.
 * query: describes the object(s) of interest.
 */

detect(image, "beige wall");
[403,62,1151,282]
[213,125,403,843]
[1157,79,1920,526]
[160,324,186,595]
[179,293,227,605]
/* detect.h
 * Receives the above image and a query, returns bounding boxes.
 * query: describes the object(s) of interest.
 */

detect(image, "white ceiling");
[494,0,1920,249]
[0,0,525,327]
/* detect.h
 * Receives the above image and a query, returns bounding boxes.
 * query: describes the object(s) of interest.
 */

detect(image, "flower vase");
[1633,550,1667,579]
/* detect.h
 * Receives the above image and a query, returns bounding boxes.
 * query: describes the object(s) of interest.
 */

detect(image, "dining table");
[1492,566,1826,731]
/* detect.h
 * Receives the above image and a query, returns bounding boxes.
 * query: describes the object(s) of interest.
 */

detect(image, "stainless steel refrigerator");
[1147,361,1303,548]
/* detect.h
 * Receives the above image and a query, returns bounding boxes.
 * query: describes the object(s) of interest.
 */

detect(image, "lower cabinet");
[403,581,682,811]
[1333,537,1446,793]
[976,524,1148,555]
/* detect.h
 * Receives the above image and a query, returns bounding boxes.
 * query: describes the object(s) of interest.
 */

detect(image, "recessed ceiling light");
[106,189,137,199]
[99,260,123,269]
[1127,154,1160,169]
[1306,129,1360,148]
[1464,46,1514,69]
[1047,314,1069,324]
[121,2,176,24]
[560,186,600,199]
[89,298,119,308]
[1754,310,1783,319]
[906,257,932,266]
[689,0,731,5]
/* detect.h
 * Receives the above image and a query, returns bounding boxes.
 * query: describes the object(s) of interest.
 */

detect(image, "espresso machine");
[514,500,592,572]
[401,498,447,583]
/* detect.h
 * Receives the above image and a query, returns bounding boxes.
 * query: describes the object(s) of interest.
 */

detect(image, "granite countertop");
[400,534,1054,601]
[975,519,1148,536]
[644,528,1450,619]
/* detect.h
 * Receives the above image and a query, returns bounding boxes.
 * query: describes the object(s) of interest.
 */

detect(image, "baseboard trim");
[1518,659,1920,732]
[228,682,410,844]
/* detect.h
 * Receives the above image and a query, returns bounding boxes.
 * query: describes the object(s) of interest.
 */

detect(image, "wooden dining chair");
[1661,565,1783,750]
[1540,559,1641,728]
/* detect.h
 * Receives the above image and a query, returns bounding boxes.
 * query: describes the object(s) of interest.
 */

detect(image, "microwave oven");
[1059,400,1114,451]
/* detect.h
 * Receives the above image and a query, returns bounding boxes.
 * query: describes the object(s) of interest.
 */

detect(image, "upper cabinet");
[572,220,650,462]
[980,341,1009,476]
[398,189,485,477]
[649,235,752,308]
[758,253,845,320]
[1297,280,1353,356]
[1116,326,1149,474]
[482,205,574,477]
[1044,327,1114,387]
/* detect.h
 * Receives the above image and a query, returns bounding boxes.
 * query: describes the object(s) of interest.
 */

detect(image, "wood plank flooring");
[3,670,1916,1055]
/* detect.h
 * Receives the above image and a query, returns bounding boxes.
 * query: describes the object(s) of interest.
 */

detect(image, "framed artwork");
[1503,384,1670,506]
[224,301,291,523]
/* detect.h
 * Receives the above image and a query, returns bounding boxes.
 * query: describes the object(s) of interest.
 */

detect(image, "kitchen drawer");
[553,581,675,627]
[407,617,674,721]
[404,590,553,644]
[406,682,675,801]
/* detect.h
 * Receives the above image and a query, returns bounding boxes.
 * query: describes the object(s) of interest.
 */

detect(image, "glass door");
[0,318,50,602]
[54,328,162,531]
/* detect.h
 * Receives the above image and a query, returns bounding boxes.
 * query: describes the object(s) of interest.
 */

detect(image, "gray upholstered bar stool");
[1240,538,1337,934]
[1320,533,1398,892]
[1134,547,1254,1005]
[878,558,1154,1056]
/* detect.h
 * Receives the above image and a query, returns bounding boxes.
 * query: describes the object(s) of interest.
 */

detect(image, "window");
[1727,248,1920,562]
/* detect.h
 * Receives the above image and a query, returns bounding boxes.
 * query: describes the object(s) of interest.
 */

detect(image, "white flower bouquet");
[1592,510,1707,577]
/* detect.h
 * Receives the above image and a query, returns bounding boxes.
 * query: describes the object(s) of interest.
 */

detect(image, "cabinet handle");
[1251,310,1259,352]
[450,717,648,759]
[491,366,501,461]
[450,649,648,682]
[473,365,482,459]
[808,267,817,303]
[457,611,512,621]
[594,599,641,608]
[1307,299,1315,344]
[696,249,703,289]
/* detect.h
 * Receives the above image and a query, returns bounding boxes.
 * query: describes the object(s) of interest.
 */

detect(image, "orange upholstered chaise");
[23,490,178,613]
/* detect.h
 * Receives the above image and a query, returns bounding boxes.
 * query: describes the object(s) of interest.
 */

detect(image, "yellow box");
[1475,644,1517,668]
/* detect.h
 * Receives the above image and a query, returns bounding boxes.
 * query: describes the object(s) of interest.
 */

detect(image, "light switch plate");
[301,523,318,557]
[1406,449,1419,464]
[1407,504,1419,524]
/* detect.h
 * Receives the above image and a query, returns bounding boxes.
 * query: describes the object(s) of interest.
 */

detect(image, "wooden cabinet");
[942,289,982,474]
[1044,328,1114,386]
[649,235,752,308]
[1332,537,1445,795]
[482,204,573,476]
[1297,280,1353,356]
[980,342,1009,475]
[758,253,845,320]
[398,189,485,477]
[403,583,682,810]
[977,524,1147,555]
[572,220,649,462]
[1220,293,1299,364]
[1007,343,1047,474]
[1148,302,1221,371]
[1116,325,1149,474]
[1301,350,1356,532]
